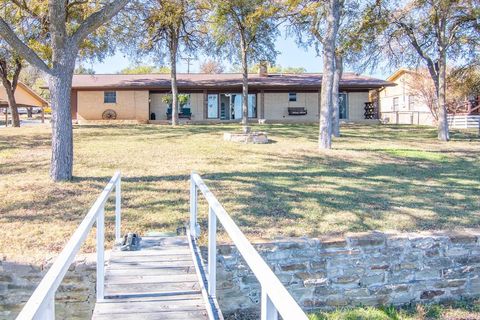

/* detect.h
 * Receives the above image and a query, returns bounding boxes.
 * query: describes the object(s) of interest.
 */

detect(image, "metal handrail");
[190,172,308,320]
[16,172,122,320]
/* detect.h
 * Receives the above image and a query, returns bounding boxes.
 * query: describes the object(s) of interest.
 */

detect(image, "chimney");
[258,61,268,77]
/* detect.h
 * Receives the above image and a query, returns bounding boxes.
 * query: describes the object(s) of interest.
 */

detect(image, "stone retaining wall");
[213,230,480,318]
[0,254,97,319]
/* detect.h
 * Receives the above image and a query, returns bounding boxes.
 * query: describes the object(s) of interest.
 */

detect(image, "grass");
[0,123,479,262]
[308,298,480,319]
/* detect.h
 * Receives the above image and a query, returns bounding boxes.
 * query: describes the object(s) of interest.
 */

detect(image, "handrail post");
[261,289,278,320]
[207,205,216,297]
[96,206,105,301]
[115,173,121,243]
[43,293,55,319]
[190,174,198,238]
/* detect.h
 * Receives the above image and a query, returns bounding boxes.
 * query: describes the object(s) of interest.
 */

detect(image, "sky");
[89,32,392,79]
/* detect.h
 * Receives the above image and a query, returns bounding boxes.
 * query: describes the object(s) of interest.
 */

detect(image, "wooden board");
[91,236,209,320]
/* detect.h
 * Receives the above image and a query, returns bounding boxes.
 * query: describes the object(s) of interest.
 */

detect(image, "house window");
[289,93,297,102]
[408,95,415,110]
[392,97,399,111]
[104,91,116,103]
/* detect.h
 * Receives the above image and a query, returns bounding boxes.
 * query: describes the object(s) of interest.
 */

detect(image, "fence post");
[261,289,278,320]
[207,205,216,297]
[190,174,198,238]
[115,174,121,243]
[96,207,105,301]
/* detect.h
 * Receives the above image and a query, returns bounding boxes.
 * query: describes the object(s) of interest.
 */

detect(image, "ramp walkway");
[91,236,209,320]
[16,172,307,320]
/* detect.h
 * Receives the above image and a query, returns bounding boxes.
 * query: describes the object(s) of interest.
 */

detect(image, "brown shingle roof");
[71,73,393,90]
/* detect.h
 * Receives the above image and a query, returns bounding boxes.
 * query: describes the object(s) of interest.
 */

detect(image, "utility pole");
[182,57,194,73]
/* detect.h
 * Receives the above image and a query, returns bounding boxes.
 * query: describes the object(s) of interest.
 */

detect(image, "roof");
[71,73,394,91]
[386,68,423,82]
[17,82,49,106]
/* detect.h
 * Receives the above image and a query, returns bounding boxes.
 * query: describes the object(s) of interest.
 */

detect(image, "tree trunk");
[4,84,20,127]
[170,37,179,126]
[49,58,75,181]
[319,0,339,149]
[0,58,21,127]
[332,54,343,137]
[240,35,249,131]
[437,54,449,141]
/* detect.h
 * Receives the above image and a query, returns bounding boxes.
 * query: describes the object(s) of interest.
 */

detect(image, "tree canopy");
[0,0,129,180]
[119,65,171,74]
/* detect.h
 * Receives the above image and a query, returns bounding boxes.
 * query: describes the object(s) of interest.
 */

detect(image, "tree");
[405,69,439,121]
[288,0,341,148]
[318,0,341,149]
[75,65,96,75]
[448,64,480,102]
[331,0,386,137]
[199,59,224,74]
[119,64,171,74]
[123,0,205,126]
[19,65,49,101]
[230,63,306,73]
[383,0,479,141]
[0,0,129,181]
[0,48,23,127]
[208,0,282,131]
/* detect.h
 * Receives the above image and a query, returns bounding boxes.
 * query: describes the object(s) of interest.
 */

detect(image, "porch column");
[4,107,8,127]
[260,90,265,119]
[41,106,45,123]
[203,90,208,120]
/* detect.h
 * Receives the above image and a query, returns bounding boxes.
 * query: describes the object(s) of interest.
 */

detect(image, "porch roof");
[71,73,394,91]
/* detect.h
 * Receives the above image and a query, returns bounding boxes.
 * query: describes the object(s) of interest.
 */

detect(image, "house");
[70,70,393,124]
[378,69,436,126]
[0,82,49,114]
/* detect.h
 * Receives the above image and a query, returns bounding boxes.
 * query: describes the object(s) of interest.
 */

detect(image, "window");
[207,94,219,118]
[408,95,415,110]
[104,91,116,103]
[289,92,297,102]
[392,97,399,111]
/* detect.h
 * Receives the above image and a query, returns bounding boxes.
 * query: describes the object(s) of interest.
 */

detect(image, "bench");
[288,107,308,116]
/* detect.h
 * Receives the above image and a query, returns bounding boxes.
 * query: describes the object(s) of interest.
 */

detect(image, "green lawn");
[0,123,479,262]
[308,298,480,319]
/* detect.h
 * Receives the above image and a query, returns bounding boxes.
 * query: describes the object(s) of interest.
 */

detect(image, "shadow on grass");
[1,123,479,238]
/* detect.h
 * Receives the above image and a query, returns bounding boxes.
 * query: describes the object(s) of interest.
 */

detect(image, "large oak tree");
[0,0,129,181]
[289,0,341,149]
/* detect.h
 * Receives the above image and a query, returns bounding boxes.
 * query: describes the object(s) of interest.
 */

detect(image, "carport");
[0,82,49,127]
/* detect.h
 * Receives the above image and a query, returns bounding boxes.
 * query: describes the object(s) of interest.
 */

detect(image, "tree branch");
[70,0,129,46]
[0,18,51,74]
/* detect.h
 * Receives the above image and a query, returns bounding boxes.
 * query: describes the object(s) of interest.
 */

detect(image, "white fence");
[448,115,480,129]
[16,172,122,320]
[190,173,308,320]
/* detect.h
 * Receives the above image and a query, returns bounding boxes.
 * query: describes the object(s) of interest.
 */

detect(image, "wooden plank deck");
[91,236,210,320]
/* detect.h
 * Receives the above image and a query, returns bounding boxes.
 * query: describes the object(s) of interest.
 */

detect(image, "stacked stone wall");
[0,254,96,319]
[213,231,480,318]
